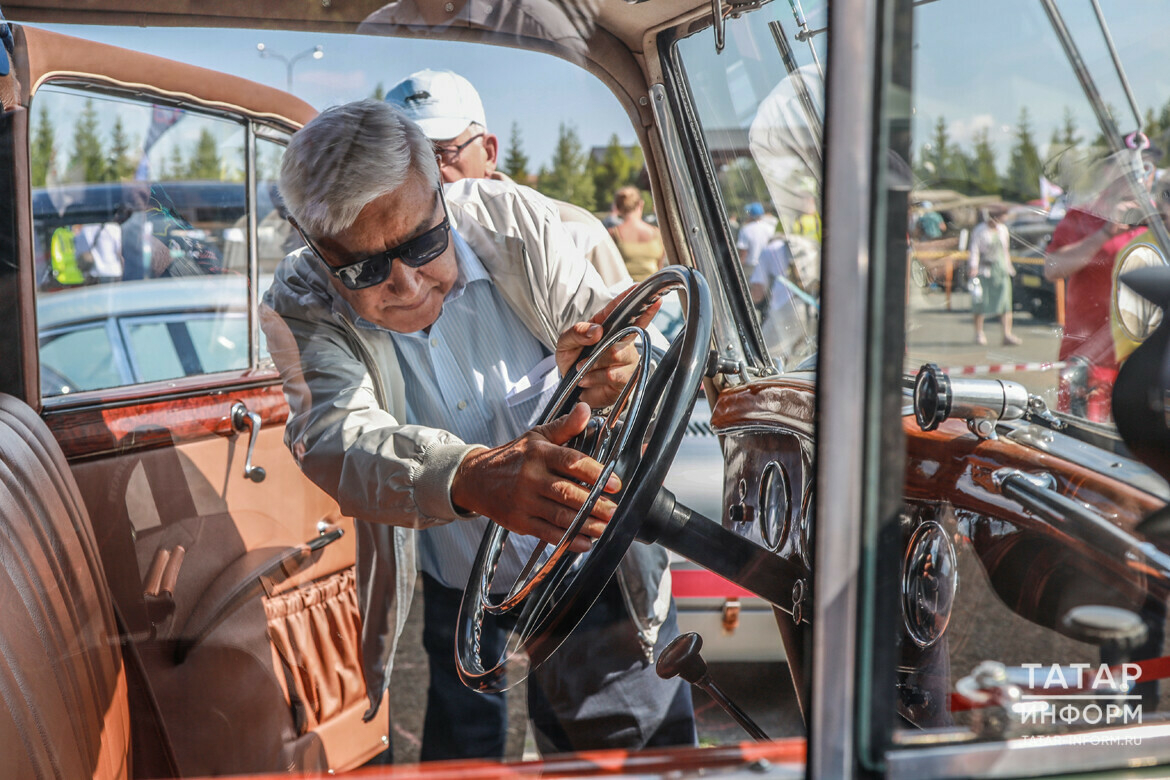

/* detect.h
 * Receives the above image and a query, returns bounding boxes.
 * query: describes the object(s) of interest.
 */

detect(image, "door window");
[31,85,253,397]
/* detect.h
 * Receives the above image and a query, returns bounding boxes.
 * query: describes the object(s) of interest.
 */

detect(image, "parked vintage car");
[3,1,1170,779]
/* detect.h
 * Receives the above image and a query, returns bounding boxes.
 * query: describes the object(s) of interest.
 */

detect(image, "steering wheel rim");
[456,266,713,692]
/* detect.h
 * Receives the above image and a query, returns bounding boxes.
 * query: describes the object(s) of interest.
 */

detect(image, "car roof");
[35,275,253,330]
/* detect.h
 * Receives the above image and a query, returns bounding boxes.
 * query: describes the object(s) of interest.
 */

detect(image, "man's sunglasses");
[434,133,484,167]
[296,186,450,291]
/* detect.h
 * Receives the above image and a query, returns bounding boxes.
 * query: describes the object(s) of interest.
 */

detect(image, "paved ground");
[905,282,1065,402]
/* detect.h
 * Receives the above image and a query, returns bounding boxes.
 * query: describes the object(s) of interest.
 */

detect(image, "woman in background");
[969,206,1021,346]
[608,186,665,282]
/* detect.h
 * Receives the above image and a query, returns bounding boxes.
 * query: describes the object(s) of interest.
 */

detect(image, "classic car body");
[3,1,1170,779]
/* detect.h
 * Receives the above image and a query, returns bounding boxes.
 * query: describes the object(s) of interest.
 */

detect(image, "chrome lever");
[230,401,266,483]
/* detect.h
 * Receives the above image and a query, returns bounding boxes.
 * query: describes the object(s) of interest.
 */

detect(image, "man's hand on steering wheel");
[555,286,661,408]
[451,401,622,553]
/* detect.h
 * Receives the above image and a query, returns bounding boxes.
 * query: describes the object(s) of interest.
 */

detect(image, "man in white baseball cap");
[388,68,631,289]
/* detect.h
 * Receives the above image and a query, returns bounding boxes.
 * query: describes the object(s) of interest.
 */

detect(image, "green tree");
[1004,107,1042,201]
[918,116,953,184]
[187,128,222,180]
[502,122,530,183]
[536,123,594,209]
[30,105,57,188]
[108,116,137,181]
[68,99,107,183]
[163,143,187,180]
[1059,107,1081,147]
[370,82,386,101]
[588,134,642,211]
[970,127,999,195]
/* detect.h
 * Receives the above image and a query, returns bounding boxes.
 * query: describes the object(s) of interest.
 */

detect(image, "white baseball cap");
[386,69,486,141]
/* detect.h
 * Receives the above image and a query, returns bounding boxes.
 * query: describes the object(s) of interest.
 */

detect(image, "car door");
[4,25,387,776]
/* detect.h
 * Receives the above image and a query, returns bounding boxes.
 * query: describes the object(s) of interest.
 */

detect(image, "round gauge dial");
[900,520,959,648]
[758,461,790,550]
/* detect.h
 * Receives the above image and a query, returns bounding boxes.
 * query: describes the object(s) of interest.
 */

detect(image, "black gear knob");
[656,631,769,741]
[656,632,710,685]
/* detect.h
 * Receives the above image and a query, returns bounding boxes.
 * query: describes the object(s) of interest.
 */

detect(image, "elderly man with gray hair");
[262,99,694,762]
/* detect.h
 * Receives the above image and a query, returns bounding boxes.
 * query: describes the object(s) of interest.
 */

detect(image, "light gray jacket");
[261,178,671,719]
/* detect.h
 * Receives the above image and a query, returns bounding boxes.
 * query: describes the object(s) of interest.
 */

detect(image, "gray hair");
[280,99,439,237]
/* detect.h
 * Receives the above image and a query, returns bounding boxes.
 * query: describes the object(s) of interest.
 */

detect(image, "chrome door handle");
[230,401,266,483]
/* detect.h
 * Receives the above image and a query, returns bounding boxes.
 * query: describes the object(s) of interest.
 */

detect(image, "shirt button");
[457,401,468,411]
[430,337,439,347]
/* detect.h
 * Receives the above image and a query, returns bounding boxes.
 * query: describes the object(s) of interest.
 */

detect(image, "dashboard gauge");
[758,461,790,550]
[901,520,958,648]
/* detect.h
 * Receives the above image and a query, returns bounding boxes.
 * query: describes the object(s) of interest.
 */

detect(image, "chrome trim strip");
[887,725,1170,779]
[811,0,878,775]
[246,122,260,367]
[648,83,747,374]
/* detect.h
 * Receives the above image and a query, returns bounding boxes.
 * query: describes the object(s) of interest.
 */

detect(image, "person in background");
[792,193,822,243]
[75,219,123,283]
[969,206,1020,346]
[607,185,665,282]
[1045,148,1158,373]
[387,69,630,289]
[916,202,946,240]
[750,233,812,363]
[736,201,773,279]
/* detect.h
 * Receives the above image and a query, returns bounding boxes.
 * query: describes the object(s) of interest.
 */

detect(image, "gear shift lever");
[656,632,770,741]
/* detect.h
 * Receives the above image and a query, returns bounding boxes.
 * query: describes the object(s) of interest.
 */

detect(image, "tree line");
[30,99,240,188]
[914,100,1170,202]
[500,121,646,213]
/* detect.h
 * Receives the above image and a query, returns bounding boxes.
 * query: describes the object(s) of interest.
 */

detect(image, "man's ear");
[484,133,500,173]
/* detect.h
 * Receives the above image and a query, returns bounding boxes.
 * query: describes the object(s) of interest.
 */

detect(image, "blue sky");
[912,0,1170,166]
[36,22,638,168]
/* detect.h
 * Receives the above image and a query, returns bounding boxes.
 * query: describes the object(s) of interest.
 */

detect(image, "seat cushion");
[0,394,130,779]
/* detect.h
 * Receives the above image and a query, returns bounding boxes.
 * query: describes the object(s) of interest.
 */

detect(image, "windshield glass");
[675,2,827,373]
[879,0,1170,759]
[906,0,1170,433]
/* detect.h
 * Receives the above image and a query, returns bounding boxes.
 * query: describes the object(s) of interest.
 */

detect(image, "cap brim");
[413,116,475,142]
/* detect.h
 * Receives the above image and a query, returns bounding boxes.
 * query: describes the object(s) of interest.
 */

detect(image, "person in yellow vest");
[49,225,85,286]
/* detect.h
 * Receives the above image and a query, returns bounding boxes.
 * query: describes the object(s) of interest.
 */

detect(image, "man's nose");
[385,258,424,295]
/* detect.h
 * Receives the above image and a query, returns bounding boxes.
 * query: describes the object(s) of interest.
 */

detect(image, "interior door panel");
[56,393,377,775]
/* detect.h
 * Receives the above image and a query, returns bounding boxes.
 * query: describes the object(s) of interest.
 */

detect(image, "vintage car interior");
[4,0,1170,778]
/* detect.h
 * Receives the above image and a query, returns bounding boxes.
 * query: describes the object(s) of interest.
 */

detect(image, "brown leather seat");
[0,394,130,779]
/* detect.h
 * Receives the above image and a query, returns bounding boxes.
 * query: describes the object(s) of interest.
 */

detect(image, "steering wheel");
[455,266,713,692]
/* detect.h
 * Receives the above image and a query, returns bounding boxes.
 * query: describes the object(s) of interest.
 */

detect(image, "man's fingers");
[541,478,619,520]
[548,445,623,494]
[505,515,595,552]
[556,322,603,352]
[533,402,591,446]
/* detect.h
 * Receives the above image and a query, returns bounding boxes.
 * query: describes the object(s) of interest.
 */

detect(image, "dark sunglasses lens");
[399,223,450,268]
[339,256,391,290]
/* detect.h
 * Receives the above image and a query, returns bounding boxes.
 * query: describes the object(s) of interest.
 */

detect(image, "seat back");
[0,394,130,779]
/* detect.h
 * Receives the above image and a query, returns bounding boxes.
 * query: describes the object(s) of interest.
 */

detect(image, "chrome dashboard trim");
[1000,420,1170,501]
